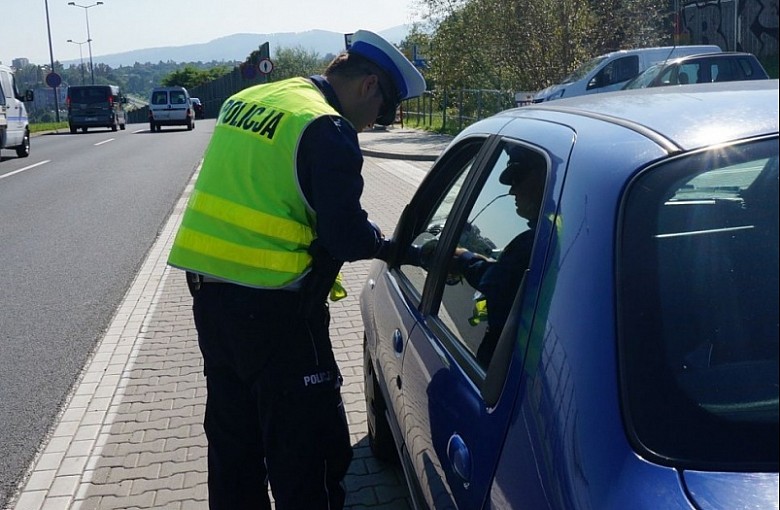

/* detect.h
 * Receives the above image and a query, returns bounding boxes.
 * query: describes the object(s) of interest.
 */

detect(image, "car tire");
[70,126,77,134]
[81,127,88,133]
[187,120,194,131]
[364,339,398,463]
[111,122,118,132]
[15,129,30,158]
[150,122,155,132]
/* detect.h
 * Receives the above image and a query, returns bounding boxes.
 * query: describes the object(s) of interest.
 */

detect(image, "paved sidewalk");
[6,127,451,510]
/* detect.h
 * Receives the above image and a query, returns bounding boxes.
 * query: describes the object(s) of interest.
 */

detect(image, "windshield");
[623,64,663,89]
[620,138,779,471]
[562,55,607,83]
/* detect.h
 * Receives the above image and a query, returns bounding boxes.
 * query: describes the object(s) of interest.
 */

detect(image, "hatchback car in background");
[148,86,195,132]
[623,51,769,89]
[190,97,204,119]
[361,80,779,509]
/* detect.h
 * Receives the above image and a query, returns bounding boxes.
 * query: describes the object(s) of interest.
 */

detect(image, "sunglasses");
[376,79,395,111]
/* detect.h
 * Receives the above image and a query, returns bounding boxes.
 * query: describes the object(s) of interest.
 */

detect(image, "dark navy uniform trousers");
[189,277,353,509]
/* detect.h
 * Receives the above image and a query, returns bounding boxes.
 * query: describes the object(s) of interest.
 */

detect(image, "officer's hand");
[368,219,384,239]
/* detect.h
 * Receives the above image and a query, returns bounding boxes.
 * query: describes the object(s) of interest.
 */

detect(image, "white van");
[533,45,721,102]
[148,86,195,132]
[0,64,34,158]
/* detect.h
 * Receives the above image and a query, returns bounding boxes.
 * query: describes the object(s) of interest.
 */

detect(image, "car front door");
[394,123,573,507]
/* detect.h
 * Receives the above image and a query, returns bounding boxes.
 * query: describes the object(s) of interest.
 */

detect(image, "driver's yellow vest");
[167,78,341,290]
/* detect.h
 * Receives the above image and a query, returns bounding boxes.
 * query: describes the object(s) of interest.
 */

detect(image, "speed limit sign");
[258,58,274,75]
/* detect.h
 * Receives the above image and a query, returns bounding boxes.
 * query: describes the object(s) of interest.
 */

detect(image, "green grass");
[30,122,68,134]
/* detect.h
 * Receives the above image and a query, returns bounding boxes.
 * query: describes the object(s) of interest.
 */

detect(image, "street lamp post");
[44,0,61,121]
[67,1,103,85]
[67,39,89,85]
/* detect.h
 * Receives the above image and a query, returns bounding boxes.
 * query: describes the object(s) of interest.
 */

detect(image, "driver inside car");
[419,147,547,366]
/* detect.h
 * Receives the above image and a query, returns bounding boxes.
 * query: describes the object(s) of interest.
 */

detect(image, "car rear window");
[69,87,109,104]
[151,91,169,105]
[619,138,779,470]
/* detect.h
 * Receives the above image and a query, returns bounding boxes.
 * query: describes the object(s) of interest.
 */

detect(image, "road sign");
[258,58,274,75]
[45,72,62,88]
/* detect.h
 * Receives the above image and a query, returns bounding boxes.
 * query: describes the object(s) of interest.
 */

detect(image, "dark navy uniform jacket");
[296,75,390,264]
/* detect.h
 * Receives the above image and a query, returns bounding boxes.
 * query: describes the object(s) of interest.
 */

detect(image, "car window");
[170,91,187,104]
[591,55,639,88]
[435,142,548,369]
[400,157,474,298]
[737,57,756,77]
[152,91,168,105]
[620,138,779,469]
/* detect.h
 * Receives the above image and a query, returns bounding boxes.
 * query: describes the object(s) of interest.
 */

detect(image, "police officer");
[167,30,425,510]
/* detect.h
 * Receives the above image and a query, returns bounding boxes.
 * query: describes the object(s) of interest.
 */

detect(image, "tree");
[161,65,214,88]
[270,46,330,81]
[415,0,674,91]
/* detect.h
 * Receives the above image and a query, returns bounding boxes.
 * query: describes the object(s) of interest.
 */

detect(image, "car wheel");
[15,129,30,158]
[81,127,88,133]
[70,126,77,134]
[364,338,398,463]
[111,122,118,132]
[187,120,194,131]
[150,122,155,132]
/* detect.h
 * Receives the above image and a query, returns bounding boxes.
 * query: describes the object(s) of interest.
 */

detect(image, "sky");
[1,0,423,67]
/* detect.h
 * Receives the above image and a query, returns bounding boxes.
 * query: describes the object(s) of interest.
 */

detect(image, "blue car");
[360,80,779,509]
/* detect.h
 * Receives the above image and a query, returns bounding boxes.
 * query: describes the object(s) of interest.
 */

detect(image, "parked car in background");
[361,80,779,510]
[148,86,195,132]
[190,97,204,119]
[533,44,721,102]
[66,84,127,133]
[623,52,770,89]
[0,63,34,159]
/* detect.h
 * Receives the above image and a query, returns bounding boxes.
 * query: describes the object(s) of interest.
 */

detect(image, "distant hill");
[78,26,410,68]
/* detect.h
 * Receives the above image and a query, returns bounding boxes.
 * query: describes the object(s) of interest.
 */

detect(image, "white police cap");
[348,29,426,102]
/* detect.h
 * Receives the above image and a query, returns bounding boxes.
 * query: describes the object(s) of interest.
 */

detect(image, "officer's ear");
[359,73,381,101]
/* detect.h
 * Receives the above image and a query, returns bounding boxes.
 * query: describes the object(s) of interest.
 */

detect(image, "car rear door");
[395,119,575,507]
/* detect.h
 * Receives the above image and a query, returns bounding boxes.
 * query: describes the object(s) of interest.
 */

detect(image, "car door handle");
[392,329,403,355]
[447,433,472,484]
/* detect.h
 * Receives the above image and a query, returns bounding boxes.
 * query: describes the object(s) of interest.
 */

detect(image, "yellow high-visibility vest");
[168,77,341,290]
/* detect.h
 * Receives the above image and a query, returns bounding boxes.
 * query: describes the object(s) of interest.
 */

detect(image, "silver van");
[533,45,722,102]
[148,86,195,132]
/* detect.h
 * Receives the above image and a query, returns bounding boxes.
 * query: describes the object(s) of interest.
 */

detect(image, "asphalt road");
[0,119,214,507]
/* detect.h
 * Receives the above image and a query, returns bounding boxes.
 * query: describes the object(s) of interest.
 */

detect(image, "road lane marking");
[0,160,51,180]
[94,138,114,146]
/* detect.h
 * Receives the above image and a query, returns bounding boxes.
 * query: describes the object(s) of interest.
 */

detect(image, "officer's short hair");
[324,52,396,97]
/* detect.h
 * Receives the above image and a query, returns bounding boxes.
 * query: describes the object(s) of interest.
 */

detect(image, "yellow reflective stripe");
[175,227,311,273]
[189,190,314,245]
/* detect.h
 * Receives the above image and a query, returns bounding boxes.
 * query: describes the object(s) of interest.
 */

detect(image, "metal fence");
[400,88,517,133]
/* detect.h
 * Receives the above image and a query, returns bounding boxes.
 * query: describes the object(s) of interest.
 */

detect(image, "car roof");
[663,51,759,64]
[496,80,778,152]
